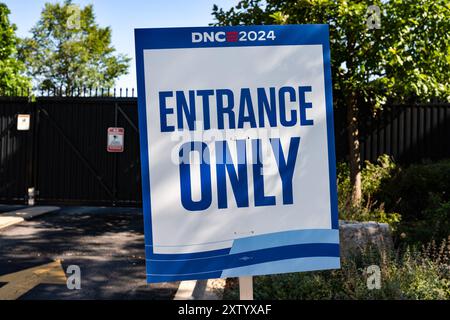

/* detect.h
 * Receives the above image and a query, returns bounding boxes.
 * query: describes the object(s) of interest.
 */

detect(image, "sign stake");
[239,276,253,300]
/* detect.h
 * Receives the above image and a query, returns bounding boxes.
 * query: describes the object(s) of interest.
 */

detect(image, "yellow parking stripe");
[0,260,67,300]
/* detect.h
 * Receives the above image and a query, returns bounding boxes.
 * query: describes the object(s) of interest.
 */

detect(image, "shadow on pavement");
[0,206,179,300]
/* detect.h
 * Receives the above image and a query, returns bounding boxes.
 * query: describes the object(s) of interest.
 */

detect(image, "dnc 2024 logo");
[192,30,276,43]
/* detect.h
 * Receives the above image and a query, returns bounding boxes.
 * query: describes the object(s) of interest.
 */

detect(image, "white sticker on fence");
[17,114,30,131]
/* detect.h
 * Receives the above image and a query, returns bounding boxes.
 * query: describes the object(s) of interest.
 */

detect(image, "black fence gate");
[0,95,142,206]
[1,93,449,206]
[0,97,34,203]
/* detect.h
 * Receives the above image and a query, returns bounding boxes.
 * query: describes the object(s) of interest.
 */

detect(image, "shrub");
[378,159,450,244]
[338,157,450,244]
[337,155,401,229]
[223,237,450,300]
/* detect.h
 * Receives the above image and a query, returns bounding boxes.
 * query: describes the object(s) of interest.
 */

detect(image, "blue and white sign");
[135,25,340,283]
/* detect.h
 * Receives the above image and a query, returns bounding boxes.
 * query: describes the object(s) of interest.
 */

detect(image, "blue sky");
[3,0,235,89]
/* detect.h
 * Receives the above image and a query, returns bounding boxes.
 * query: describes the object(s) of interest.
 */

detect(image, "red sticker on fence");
[107,127,124,152]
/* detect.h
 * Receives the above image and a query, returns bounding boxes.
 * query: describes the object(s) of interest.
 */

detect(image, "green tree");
[0,2,31,94]
[212,0,450,207]
[19,0,130,93]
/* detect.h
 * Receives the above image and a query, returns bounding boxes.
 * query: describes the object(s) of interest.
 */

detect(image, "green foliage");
[337,157,450,244]
[0,2,31,93]
[223,238,450,300]
[362,155,397,196]
[212,0,450,108]
[382,0,450,101]
[379,159,450,244]
[213,0,450,208]
[338,155,400,228]
[19,0,130,91]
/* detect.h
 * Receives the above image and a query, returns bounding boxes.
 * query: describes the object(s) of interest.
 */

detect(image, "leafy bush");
[223,238,450,300]
[338,157,450,244]
[222,158,450,300]
[337,155,401,228]
[378,159,450,244]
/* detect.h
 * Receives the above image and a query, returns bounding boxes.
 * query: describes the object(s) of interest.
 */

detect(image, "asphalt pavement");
[0,206,179,299]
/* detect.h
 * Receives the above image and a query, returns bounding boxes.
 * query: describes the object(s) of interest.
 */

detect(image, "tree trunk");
[347,93,362,207]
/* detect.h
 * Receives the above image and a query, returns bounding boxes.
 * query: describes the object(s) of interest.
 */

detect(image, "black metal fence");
[0,97,33,203]
[1,91,449,206]
[0,94,141,206]
[334,102,450,164]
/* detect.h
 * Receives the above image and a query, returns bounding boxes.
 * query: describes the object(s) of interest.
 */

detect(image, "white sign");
[135,25,340,283]
[17,114,30,131]
[107,127,124,153]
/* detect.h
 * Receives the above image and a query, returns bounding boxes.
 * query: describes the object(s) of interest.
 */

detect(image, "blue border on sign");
[135,25,339,283]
